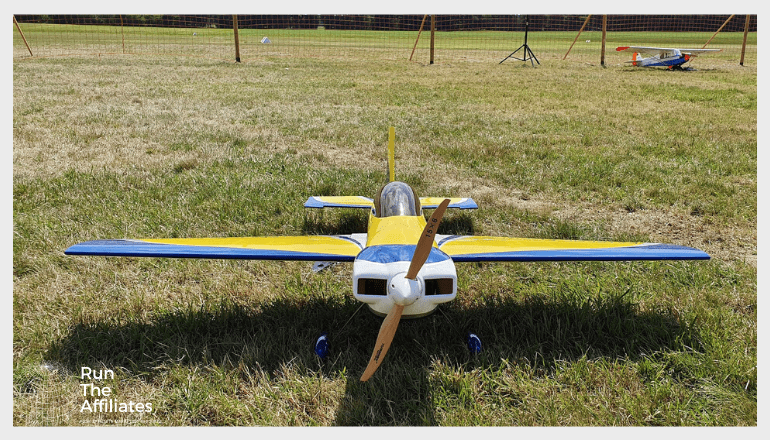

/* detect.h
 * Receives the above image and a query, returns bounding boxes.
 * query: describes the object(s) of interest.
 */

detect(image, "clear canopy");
[377,181,420,217]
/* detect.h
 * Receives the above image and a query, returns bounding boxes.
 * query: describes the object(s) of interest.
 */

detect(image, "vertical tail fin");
[387,126,395,182]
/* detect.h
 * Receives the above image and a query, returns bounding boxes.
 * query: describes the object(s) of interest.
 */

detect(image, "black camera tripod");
[499,16,540,66]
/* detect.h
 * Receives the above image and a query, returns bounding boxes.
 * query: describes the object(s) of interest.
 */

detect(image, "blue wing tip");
[643,244,711,260]
[304,197,321,208]
[65,239,127,254]
[459,198,479,209]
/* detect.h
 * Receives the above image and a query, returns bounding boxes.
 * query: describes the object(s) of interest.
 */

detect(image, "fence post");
[702,14,734,48]
[409,15,428,61]
[430,15,435,65]
[13,15,34,57]
[564,15,591,60]
[740,15,750,66]
[600,15,607,67]
[233,15,241,63]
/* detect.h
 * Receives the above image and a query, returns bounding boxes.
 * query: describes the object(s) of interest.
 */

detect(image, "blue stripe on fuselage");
[645,56,686,67]
[355,245,451,264]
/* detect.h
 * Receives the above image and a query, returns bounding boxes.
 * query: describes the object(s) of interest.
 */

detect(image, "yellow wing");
[437,236,710,262]
[65,235,365,261]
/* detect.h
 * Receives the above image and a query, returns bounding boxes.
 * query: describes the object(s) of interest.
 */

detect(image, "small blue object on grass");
[314,333,329,359]
[466,333,482,354]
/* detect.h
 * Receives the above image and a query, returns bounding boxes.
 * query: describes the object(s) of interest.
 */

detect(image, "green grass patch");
[14,51,755,426]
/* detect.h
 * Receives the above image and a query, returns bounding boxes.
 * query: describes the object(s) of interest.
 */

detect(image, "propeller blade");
[406,198,450,280]
[360,198,449,381]
[360,304,404,381]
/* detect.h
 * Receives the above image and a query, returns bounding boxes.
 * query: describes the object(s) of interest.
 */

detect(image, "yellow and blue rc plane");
[66,137,710,381]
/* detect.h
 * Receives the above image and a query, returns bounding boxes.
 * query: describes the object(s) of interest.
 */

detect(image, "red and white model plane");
[616,46,721,69]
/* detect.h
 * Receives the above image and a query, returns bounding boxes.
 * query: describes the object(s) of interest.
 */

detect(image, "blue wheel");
[314,333,329,359]
[466,332,482,354]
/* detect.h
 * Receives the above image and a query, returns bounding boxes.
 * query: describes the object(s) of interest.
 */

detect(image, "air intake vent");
[357,278,387,296]
[425,278,454,296]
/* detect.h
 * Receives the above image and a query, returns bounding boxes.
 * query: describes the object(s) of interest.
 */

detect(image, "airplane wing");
[616,46,673,55]
[616,46,721,56]
[65,235,365,261]
[436,235,710,262]
[304,196,477,210]
[615,46,673,55]
[679,48,722,55]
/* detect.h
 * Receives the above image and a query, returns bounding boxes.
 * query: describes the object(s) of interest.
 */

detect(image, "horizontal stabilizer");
[617,46,721,56]
[304,196,374,209]
[420,197,477,210]
[304,196,477,210]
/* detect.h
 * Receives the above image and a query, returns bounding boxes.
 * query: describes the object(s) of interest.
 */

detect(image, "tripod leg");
[530,48,540,65]
[500,44,525,64]
[524,46,540,66]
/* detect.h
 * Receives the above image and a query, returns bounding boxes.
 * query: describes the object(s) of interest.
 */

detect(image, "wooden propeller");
[359,302,404,381]
[360,199,450,382]
[406,198,450,280]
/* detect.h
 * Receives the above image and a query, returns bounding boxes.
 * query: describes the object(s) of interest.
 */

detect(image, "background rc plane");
[616,46,721,69]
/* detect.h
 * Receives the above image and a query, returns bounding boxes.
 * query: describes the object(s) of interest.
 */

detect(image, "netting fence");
[13,14,757,65]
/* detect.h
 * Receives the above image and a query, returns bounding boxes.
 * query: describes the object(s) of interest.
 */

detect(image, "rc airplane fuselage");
[616,46,721,69]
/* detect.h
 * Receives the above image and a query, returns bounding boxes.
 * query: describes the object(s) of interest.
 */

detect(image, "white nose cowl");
[388,272,422,306]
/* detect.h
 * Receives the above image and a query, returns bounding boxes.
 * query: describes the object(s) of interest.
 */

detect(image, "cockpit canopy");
[375,181,421,217]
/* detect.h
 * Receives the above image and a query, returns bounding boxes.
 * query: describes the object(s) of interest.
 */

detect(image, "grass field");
[13,42,756,426]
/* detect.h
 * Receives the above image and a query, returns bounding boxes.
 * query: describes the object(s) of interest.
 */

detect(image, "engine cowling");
[353,245,457,317]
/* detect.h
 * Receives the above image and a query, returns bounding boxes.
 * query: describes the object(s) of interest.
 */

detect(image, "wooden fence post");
[600,15,607,67]
[430,15,435,65]
[233,15,241,63]
[409,15,428,62]
[702,14,734,48]
[13,15,34,57]
[564,15,591,60]
[740,15,751,66]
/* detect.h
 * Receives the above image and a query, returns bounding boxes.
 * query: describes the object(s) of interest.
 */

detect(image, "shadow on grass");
[46,288,697,426]
[302,210,369,235]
